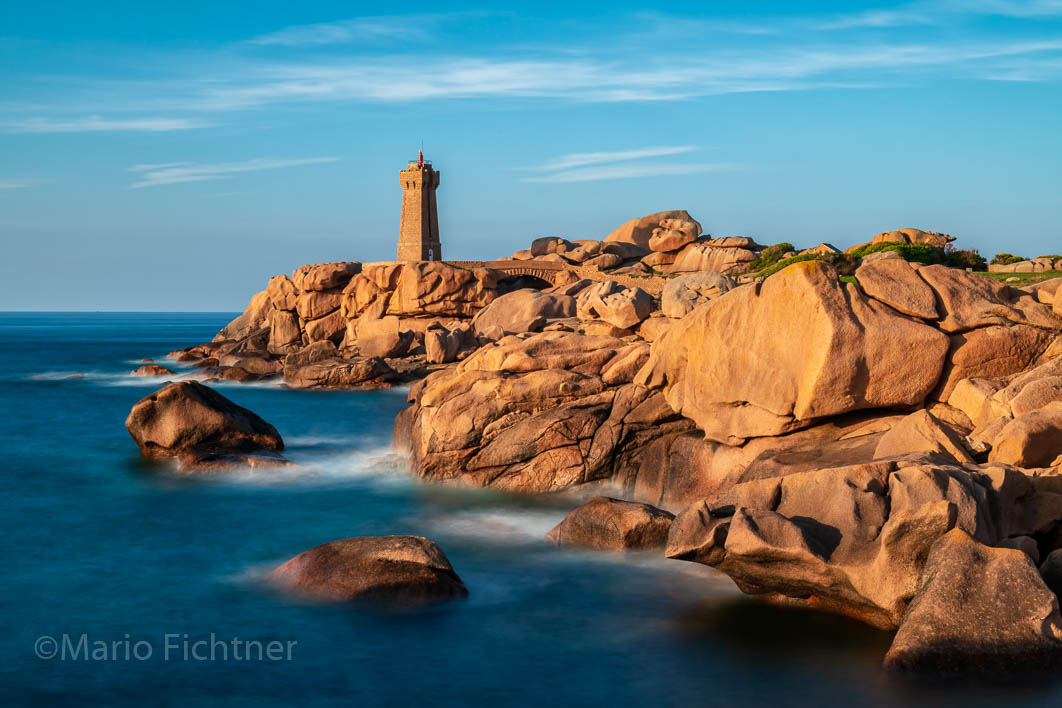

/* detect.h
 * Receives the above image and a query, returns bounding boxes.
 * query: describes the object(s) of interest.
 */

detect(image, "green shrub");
[848,241,943,265]
[756,240,982,280]
[991,253,1025,265]
[748,242,795,271]
[945,248,987,271]
[1038,254,1062,260]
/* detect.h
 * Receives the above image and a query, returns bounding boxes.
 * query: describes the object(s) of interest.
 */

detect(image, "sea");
[1,312,1059,707]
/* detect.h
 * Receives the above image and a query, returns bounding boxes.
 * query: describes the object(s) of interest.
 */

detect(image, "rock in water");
[546,496,675,551]
[884,529,1062,674]
[270,535,468,606]
[125,381,285,469]
[130,364,175,377]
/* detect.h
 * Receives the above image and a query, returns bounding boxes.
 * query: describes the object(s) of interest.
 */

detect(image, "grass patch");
[982,270,1062,284]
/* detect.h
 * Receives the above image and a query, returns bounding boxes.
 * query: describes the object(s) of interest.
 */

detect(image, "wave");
[26,369,285,389]
[159,445,411,490]
[416,507,565,545]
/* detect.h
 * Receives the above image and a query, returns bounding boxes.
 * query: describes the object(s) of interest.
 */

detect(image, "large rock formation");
[270,535,468,606]
[396,331,694,493]
[637,261,951,444]
[342,261,499,321]
[638,260,1062,445]
[172,260,506,388]
[125,381,286,471]
[665,456,1062,628]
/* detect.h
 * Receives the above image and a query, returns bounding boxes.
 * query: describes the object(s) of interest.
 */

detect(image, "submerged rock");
[270,535,467,606]
[546,496,674,551]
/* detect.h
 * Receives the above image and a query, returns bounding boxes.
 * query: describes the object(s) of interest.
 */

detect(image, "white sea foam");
[416,507,567,545]
[26,369,285,389]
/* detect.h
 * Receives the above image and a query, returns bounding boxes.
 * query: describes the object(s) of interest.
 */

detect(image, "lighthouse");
[396,150,442,261]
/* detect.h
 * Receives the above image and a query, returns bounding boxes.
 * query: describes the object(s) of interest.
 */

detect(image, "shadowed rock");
[664,458,1052,629]
[884,529,1062,675]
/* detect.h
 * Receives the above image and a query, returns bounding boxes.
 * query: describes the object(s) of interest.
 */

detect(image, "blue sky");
[2,1,1061,310]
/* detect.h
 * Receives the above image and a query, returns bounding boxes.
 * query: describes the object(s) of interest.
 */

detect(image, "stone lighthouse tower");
[397,151,441,261]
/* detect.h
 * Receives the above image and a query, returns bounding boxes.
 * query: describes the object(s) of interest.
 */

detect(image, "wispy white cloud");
[128,157,340,188]
[535,146,700,171]
[523,162,739,183]
[4,8,1062,132]
[247,16,428,46]
[524,145,738,183]
[0,179,34,189]
[812,9,936,30]
[0,116,209,133]
[176,37,1062,110]
[245,11,495,47]
[812,0,1062,30]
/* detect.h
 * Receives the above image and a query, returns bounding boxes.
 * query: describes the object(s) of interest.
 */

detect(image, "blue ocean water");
[1,312,1059,707]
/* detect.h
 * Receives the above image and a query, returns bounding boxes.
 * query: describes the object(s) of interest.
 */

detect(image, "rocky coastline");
[128,210,1062,675]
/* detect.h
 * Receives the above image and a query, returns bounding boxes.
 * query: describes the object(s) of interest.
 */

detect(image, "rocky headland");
[134,209,1062,675]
